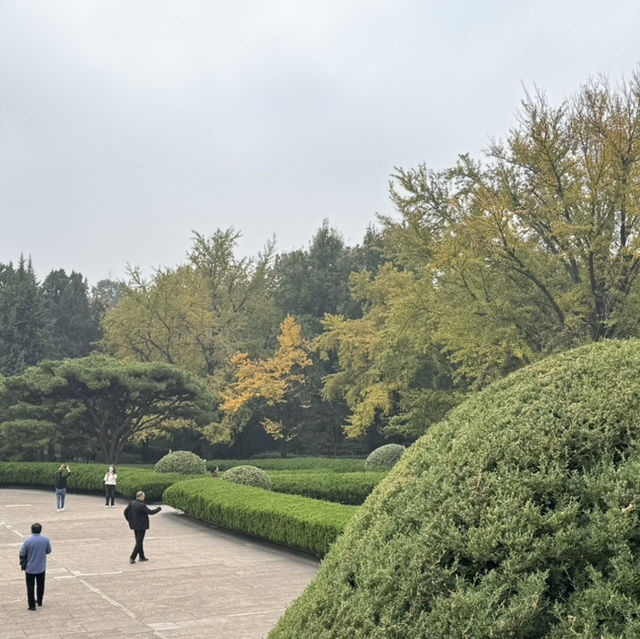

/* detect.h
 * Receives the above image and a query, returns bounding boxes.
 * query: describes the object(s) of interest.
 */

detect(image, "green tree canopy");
[383,74,640,386]
[42,269,101,359]
[0,257,52,375]
[100,228,278,377]
[0,354,214,463]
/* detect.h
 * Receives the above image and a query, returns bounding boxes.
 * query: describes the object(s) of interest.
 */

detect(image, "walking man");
[19,523,51,610]
[123,491,161,563]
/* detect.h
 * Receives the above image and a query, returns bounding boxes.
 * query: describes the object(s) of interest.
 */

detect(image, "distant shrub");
[269,471,386,505]
[154,450,206,475]
[365,444,405,471]
[222,465,272,490]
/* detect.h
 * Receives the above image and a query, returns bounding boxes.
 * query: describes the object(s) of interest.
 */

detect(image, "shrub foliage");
[269,340,640,638]
[0,462,180,501]
[222,465,272,490]
[207,457,366,473]
[269,471,386,505]
[364,444,405,471]
[154,450,206,475]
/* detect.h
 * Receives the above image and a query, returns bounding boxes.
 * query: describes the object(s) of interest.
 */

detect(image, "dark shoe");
[28,606,36,611]
[37,602,42,606]
[139,557,149,562]
[129,558,136,564]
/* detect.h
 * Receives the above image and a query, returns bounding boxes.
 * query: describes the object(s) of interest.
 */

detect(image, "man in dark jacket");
[123,491,161,564]
[19,522,52,610]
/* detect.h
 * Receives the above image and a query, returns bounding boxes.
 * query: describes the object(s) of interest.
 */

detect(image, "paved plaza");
[0,487,319,638]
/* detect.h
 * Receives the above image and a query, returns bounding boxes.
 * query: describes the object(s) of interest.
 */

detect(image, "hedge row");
[268,471,387,505]
[163,477,358,556]
[208,457,366,473]
[0,462,183,501]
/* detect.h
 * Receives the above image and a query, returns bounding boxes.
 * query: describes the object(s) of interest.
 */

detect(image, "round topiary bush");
[269,340,640,638]
[365,443,405,471]
[222,465,272,490]
[154,450,206,475]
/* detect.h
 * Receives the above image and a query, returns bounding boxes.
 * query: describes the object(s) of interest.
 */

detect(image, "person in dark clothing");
[123,491,161,563]
[55,464,71,511]
[19,522,52,610]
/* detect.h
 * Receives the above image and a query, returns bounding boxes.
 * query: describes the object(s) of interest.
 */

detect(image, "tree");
[272,221,386,337]
[91,279,126,312]
[384,74,640,385]
[101,229,278,377]
[316,264,459,440]
[42,269,101,359]
[0,257,52,375]
[0,355,214,463]
[221,316,312,451]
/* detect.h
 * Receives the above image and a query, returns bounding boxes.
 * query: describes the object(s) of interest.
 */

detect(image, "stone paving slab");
[0,488,319,638]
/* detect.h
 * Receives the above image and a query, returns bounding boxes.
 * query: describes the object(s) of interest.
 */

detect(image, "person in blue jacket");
[19,522,52,610]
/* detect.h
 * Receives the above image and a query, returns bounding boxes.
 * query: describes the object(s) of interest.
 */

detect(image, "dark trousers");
[131,529,146,560]
[105,484,116,505]
[25,571,45,608]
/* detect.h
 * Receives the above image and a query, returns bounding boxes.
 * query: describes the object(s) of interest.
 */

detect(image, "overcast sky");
[1,1,639,285]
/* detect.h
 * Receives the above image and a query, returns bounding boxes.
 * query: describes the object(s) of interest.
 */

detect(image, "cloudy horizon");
[2,0,639,285]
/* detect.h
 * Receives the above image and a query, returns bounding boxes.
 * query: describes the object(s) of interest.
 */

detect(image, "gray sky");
[1,1,639,285]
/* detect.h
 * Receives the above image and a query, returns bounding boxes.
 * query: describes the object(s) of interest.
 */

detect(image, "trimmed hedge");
[163,477,358,556]
[268,471,387,505]
[0,462,183,501]
[207,457,366,473]
[269,339,640,638]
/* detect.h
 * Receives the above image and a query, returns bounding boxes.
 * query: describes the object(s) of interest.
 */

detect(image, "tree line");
[3,74,640,462]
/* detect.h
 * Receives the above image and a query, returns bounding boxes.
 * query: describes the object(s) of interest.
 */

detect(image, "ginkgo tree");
[221,316,312,449]
[100,228,278,379]
[316,264,459,440]
[384,74,640,385]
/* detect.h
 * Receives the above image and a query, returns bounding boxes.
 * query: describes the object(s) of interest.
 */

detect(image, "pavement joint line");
[1,523,25,538]
[77,577,170,638]
[226,607,288,618]
[78,578,138,620]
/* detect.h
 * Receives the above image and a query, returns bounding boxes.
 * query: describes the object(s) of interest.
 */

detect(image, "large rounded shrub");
[365,443,405,471]
[154,450,206,475]
[222,465,272,490]
[270,340,640,638]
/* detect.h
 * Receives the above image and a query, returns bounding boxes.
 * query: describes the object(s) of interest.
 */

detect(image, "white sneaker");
[57,508,60,512]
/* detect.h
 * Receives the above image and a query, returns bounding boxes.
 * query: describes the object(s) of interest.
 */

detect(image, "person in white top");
[104,466,117,507]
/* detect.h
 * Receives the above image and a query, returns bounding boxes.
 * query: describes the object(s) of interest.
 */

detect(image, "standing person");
[104,465,117,507]
[55,464,71,511]
[19,523,51,611]
[123,491,161,564]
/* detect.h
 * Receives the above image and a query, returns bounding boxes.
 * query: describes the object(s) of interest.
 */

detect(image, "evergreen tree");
[0,257,52,375]
[42,269,101,359]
